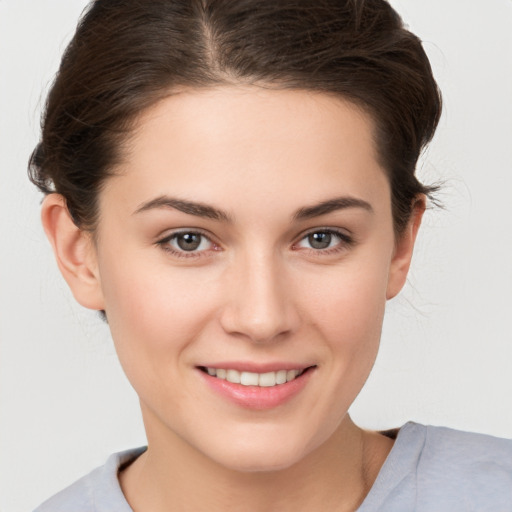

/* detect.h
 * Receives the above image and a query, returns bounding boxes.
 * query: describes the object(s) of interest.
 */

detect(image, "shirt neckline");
[103,423,426,512]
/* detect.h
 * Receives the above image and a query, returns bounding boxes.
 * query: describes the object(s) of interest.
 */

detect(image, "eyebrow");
[293,196,373,220]
[134,195,373,222]
[134,196,232,222]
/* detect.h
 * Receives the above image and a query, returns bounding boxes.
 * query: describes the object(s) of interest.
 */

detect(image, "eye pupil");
[177,233,202,251]
[308,232,332,249]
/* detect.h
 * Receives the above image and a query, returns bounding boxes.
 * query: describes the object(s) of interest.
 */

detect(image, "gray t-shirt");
[34,422,512,511]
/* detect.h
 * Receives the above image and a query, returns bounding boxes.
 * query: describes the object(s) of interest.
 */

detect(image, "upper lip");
[197,362,316,373]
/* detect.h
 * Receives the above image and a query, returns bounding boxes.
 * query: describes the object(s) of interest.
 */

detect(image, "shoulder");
[422,424,512,458]
[360,423,512,512]
[417,423,512,510]
[33,447,145,512]
[418,427,512,500]
[418,423,512,478]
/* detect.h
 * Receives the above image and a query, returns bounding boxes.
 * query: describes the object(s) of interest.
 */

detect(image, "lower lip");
[198,368,315,410]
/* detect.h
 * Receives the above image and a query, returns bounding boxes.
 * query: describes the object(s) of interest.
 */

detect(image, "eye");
[295,229,352,252]
[172,232,209,252]
[157,230,215,256]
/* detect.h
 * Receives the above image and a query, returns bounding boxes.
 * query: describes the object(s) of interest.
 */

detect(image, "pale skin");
[42,87,424,511]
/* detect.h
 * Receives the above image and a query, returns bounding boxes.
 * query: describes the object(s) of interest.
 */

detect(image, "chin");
[201,427,324,474]
[215,449,305,474]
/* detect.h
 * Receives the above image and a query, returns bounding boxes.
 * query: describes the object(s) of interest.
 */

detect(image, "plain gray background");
[1,1,511,510]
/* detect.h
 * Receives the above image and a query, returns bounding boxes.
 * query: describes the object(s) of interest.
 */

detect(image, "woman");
[28,0,512,510]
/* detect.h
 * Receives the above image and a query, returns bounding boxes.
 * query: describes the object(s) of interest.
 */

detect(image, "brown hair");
[29,0,442,233]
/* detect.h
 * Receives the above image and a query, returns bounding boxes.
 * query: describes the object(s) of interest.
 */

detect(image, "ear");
[41,194,105,310]
[386,196,425,300]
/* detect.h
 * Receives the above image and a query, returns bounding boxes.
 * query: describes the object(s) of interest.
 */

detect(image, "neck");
[120,414,393,512]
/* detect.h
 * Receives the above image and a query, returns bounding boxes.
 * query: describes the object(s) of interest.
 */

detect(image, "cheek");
[316,278,385,390]
[297,262,388,424]
[300,257,389,347]
[97,254,219,375]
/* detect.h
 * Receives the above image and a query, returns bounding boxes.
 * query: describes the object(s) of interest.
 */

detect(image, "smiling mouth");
[198,366,315,388]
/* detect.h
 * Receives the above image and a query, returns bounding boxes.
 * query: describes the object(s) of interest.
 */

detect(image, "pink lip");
[199,361,311,373]
[197,365,316,410]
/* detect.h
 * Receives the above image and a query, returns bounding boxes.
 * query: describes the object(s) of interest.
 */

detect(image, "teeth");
[259,372,276,387]
[287,369,299,381]
[226,369,241,384]
[240,371,259,386]
[276,370,287,385]
[204,367,305,387]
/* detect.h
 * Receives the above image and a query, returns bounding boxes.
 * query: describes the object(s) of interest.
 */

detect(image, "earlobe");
[41,194,105,310]
[386,197,426,300]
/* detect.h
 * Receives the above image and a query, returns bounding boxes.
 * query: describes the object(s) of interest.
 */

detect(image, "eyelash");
[293,228,354,255]
[156,228,354,259]
[156,229,218,259]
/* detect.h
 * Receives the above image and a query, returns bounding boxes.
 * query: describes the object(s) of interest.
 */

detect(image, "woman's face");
[88,87,416,471]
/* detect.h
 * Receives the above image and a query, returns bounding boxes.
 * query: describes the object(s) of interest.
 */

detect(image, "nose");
[219,251,300,343]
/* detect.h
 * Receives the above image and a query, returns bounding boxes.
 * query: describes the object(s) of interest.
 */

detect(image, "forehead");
[126,86,379,162]
[106,86,390,219]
